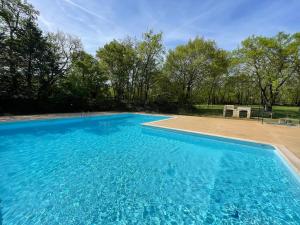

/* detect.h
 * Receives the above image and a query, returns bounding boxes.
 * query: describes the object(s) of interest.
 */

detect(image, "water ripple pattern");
[0,114,300,225]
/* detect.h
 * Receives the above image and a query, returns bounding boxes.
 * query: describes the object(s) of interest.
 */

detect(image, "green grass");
[190,104,224,117]
[270,106,300,119]
[191,104,300,119]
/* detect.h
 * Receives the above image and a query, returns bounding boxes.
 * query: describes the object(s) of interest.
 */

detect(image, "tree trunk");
[264,103,272,112]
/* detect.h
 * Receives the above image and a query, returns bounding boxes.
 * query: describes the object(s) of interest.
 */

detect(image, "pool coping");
[0,112,123,123]
[142,116,300,177]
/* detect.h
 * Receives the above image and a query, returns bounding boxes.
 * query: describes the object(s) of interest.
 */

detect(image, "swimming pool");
[0,113,299,224]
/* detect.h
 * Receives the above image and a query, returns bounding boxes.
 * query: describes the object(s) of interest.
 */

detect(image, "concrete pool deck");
[0,112,118,122]
[1,112,300,173]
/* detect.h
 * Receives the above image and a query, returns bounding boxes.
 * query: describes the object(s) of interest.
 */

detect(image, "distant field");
[190,104,300,119]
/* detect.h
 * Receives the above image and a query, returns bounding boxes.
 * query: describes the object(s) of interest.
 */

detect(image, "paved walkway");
[0,112,116,122]
[146,115,300,173]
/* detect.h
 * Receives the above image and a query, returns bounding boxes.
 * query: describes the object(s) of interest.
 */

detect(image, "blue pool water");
[0,113,300,225]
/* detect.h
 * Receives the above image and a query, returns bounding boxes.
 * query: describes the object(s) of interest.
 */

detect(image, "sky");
[27,0,300,54]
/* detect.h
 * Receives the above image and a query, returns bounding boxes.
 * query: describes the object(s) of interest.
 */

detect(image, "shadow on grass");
[272,110,300,119]
[179,106,223,117]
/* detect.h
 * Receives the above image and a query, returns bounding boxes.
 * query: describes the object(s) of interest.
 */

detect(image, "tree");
[164,37,228,105]
[37,32,82,100]
[136,30,164,104]
[0,0,38,97]
[62,51,108,101]
[1,0,299,114]
[17,19,48,98]
[237,32,300,111]
[97,40,136,102]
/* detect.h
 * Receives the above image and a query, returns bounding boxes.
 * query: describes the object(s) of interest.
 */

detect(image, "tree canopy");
[236,32,300,110]
[164,37,228,105]
[0,0,299,114]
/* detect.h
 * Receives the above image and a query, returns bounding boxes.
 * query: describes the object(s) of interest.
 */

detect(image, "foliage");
[96,30,164,105]
[60,51,108,100]
[136,30,164,104]
[0,0,300,116]
[236,32,300,111]
[164,37,228,105]
[97,39,136,102]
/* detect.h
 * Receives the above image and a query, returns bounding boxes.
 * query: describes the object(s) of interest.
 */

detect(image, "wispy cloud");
[27,0,300,53]
[62,0,114,26]
[38,15,55,31]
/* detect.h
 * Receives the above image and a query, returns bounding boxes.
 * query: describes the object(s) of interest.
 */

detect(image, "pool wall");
[143,119,300,181]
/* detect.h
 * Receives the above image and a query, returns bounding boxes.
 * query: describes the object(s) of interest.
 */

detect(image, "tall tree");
[0,0,38,97]
[37,32,82,100]
[237,32,300,111]
[18,19,48,98]
[97,40,136,102]
[164,37,228,105]
[136,30,164,104]
[62,51,108,100]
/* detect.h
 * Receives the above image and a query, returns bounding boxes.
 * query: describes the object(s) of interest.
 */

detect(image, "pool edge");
[0,112,125,123]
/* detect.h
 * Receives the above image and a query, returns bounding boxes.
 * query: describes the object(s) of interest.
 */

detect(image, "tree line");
[1,0,300,114]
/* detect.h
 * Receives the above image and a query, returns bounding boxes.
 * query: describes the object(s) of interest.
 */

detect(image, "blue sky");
[27,0,300,54]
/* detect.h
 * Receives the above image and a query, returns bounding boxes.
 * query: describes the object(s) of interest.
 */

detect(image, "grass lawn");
[190,104,300,119]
